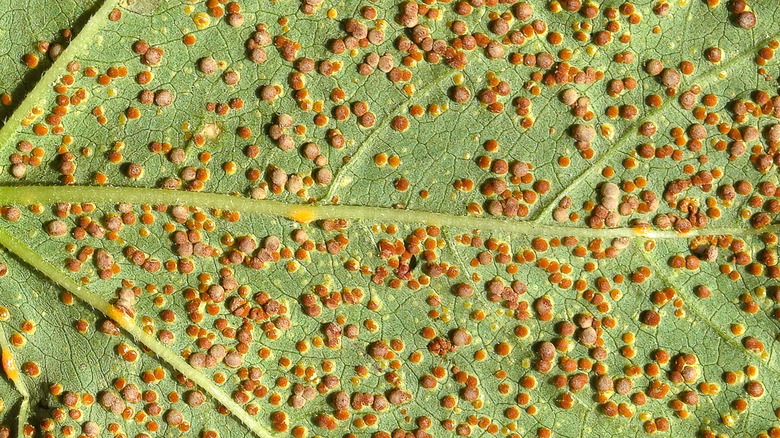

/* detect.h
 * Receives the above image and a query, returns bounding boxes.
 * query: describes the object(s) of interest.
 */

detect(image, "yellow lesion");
[289,206,317,224]
[107,305,134,328]
[199,122,221,140]
[1,348,19,382]
[193,12,211,29]
[632,223,651,236]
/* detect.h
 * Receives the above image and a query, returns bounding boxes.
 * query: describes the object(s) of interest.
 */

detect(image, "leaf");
[0,1,102,124]
[1,0,780,437]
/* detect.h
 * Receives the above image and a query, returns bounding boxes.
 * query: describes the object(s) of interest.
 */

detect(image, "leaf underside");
[1,1,780,438]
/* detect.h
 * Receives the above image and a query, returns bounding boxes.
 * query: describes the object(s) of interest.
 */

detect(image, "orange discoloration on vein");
[107,305,134,328]
[289,206,317,224]
[633,223,651,236]
[2,347,19,382]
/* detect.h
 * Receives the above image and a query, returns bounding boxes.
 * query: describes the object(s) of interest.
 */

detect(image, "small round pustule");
[388,388,410,405]
[615,378,632,395]
[315,168,333,185]
[766,124,780,145]
[223,70,240,85]
[737,11,756,29]
[641,310,660,326]
[595,375,613,392]
[223,351,243,368]
[332,391,350,409]
[486,41,505,59]
[660,68,680,88]
[46,220,68,236]
[142,47,163,65]
[570,124,595,142]
[451,328,471,346]
[601,182,619,199]
[746,381,764,397]
[82,422,100,438]
[454,283,473,297]
[579,327,597,346]
[706,47,722,63]
[645,59,663,76]
[198,57,218,75]
[165,409,184,426]
[450,85,470,103]
[537,341,555,361]
[154,90,173,107]
[186,390,205,407]
[680,390,698,405]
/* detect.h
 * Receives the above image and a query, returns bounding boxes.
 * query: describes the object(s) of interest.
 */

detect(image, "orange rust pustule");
[289,207,317,224]
[2,347,19,382]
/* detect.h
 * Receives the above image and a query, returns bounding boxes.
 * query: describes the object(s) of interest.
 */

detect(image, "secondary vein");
[0,226,273,438]
[0,0,122,149]
[531,28,780,224]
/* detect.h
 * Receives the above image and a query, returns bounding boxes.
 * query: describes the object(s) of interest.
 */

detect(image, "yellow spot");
[586,45,597,56]
[327,8,337,18]
[184,5,193,13]
[107,305,134,328]
[453,73,464,85]
[633,223,650,236]
[193,12,210,29]
[1,348,19,382]
[289,206,316,224]
[601,124,614,139]
[199,123,221,140]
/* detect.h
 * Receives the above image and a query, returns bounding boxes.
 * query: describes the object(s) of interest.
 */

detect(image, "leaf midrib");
[0,1,273,434]
[1,184,776,239]
[1,2,778,435]
[320,19,780,223]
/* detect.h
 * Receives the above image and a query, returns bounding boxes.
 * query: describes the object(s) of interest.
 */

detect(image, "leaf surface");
[0,1,102,123]
[1,1,780,437]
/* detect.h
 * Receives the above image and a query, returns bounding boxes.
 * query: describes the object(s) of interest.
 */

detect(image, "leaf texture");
[1,1,780,437]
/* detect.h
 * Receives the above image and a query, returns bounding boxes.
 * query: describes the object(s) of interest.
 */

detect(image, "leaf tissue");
[0,1,779,437]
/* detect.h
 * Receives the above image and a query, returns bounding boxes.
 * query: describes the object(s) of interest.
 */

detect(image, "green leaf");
[1,0,780,437]
[0,1,102,124]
